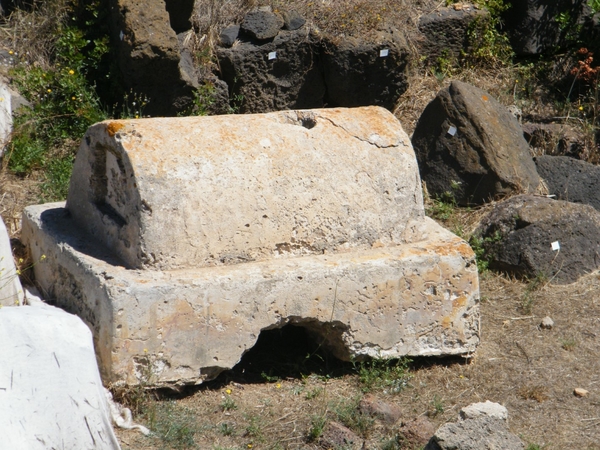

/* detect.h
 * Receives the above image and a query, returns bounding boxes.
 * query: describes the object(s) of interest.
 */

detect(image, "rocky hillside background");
[0,0,598,214]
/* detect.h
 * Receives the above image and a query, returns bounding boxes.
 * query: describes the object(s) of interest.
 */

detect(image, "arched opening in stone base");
[225,322,355,383]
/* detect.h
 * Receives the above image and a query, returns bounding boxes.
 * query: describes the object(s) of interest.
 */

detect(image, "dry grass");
[0,0,71,69]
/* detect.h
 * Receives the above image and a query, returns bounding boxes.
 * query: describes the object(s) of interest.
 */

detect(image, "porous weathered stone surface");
[68,107,423,270]
[319,421,362,450]
[23,107,480,387]
[398,416,437,448]
[425,415,524,450]
[418,4,489,63]
[322,28,410,110]
[217,28,326,113]
[476,194,600,283]
[359,394,403,424]
[412,81,540,205]
[425,401,523,450]
[240,9,284,40]
[219,24,240,47]
[523,122,586,159]
[460,401,508,421]
[535,155,600,211]
[109,0,194,116]
[216,27,410,113]
[281,9,305,31]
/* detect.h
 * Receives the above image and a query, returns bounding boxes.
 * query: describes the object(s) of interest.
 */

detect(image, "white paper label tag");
[268,51,277,60]
[379,49,389,57]
[447,126,457,136]
[551,241,560,251]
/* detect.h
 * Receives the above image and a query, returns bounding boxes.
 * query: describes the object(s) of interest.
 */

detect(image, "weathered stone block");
[23,107,480,387]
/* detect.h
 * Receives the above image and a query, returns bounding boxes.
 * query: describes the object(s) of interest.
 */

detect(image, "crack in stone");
[317,115,400,149]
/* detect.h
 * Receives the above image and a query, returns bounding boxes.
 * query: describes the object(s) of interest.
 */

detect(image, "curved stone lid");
[67,106,423,270]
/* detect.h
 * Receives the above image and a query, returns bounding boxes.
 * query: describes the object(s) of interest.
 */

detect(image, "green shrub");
[7,10,107,202]
[356,357,411,394]
[145,401,199,449]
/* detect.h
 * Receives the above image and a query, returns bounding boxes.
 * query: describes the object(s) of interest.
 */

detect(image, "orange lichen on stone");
[106,121,125,137]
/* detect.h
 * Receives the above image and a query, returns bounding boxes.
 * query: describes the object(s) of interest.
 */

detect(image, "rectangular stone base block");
[23,203,479,387]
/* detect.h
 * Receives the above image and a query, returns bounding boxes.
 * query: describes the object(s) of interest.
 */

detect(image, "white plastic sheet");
[0,217,23,306]
[0,303,121,450]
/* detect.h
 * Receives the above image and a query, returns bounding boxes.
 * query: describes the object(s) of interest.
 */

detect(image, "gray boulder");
[523,122,586,159]
[220,24,240,47]
[535,155,600,211]
[418,5,490,63]
[321,28,410,110]
[412,81,540,205]
[281,10,305,31]
[217,28,325,113]
[240,9,284,40]
[476,194,600,283]
[425,401,524,450]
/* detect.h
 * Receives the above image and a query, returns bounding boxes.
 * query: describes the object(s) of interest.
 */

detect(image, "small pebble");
[574,388,589,397]
[540,316,554,329]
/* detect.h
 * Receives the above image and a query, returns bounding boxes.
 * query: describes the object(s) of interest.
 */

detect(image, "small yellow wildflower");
[225,388,232,395]
[143,348,148,353]
[18,258,23,263]
[72,96,76,100]
[69,69,75,75]
[276,383,281,389]
[41,254,46,260]
[8,50,13,55]
[579,105,584,111]
[247,445,253,449]
[47,89,52,93]
[16,270,21,275]
[135,115,139,119]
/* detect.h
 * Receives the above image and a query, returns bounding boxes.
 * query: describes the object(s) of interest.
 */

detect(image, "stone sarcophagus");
[22,106,479,387]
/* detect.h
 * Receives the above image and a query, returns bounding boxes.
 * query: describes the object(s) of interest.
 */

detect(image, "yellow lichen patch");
[106,121,126,137]
[452,295,467,309]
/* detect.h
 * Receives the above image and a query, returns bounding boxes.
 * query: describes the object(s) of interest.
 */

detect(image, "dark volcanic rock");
[419,5,490,63]
[281,10,306,31]
[240,9,284,40]
[476,194,600,284]
[217,29,325,113]
[321,28,410,110]
[109,0,194,116]
[535,155,600,211]
[522,122,586,159]
[220,24,240,47]
[412,81,540,205]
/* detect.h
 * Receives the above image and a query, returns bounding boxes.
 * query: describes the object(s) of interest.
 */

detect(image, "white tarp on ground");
[0,303,121,450]
[0,217,23,307]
